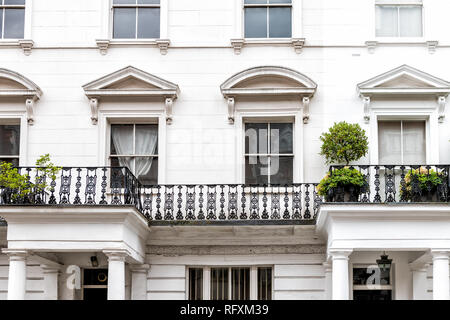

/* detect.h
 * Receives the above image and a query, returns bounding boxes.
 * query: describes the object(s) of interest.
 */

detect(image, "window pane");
[139,0,160,3]
[111,124,133,155]
[211,268,228,300]
[135,124,158,155]
[245,7,267,38]
[353,267,390,286]
[113,0,136,4]
[378,121,401,164]
[136,157,157,185]
[231,268,250,300]
[270,156,293,185]
[270,123,293,154]
[269,0,291,3]
[4,9,24,39]
[399,7,422,37]
[376,6,398,37]
[258,267,272,300]
[245,156,269,185]
[0,125,20,156]
[269,7,291,38]
[245,123,268,154]
[188,268,203,300]
[245,0,268,4]
[5,0,25,5]
[0,10,3,38]
[402,121,425,164]
[137,8,160,38]
[113,8,136,38]
[110,158,129,188]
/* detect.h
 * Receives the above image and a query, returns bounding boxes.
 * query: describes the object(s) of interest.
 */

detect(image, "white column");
[323,262,332,300]
[104,250,128,300]
[432,251,450,300]
[330,250,352,300]
[3,250,28,300]
[411,264,429,300]
[130,264,149,300]
[41,265,60,300]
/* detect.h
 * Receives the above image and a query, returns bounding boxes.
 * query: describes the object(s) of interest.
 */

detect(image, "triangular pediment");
[358,65,450,96]
[83,66,179,98]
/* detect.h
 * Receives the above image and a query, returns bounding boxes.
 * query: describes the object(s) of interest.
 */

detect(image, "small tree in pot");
[317,122,369,202]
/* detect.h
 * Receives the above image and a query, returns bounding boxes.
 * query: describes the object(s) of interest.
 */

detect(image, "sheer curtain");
[399,6,423,37]
[376,6,398,37]
[379,121,402,164]
[135,125,158,178]
[402,121,425,164]
[111,125,134,170]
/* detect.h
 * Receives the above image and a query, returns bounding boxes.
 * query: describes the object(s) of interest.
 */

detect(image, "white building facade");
[0,0,449,300]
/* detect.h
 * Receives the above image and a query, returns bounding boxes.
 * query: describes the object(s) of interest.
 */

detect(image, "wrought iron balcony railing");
[0,166,321,223]
[326,165,450,203]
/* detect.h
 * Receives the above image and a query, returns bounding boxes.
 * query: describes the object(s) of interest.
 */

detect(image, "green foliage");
[317,167,367,196]
[0,154,61,203]
[400,167,445,200]
[319,122,369,165]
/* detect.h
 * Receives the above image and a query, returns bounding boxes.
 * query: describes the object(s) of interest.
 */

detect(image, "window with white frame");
[0,0,25,39]
[188,267,272,300]
[112,0,160,39]
[244,0,292,38]
[375,3,423,37]
[245,121,293,185]
[378,120,426,165]
[110,123,158,185]
[0,123,20,166]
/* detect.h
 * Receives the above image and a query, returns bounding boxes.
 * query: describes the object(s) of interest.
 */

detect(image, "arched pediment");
[220,66,317,98]
[0,68,42,99]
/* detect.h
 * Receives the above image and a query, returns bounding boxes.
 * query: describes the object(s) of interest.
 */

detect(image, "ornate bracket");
[227,97,235,124]
[156,39,170,55]
[427,41,438,54]
[438,96,446,123]
[165,98,174,124]
[230,39,245,55]
[302,97,310,124]
[25,98,35,125]
[363,96,371,123]
[292,38,305,54]
[96,39,110,55]
[90,98,99,125]
[19,39,34,56]
[365,41,378,54]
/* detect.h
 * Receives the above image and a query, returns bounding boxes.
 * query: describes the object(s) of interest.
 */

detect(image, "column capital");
[2,249,29,261]
[130,264,150,274]
[103,250,128,262]
[329,249,353,260]
[430,250,450,260]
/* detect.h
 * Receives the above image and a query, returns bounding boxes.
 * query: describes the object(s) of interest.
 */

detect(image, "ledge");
[231,38,305,54]
[365,40,438,54]
[149,219,316,227]
[96,38,170,55]
[0,39,34,55]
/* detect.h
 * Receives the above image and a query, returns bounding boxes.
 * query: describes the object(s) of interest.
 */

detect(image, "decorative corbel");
[165,98,173,124]
[230,39,245,55]
[156,39,170,55]
[25,98,35,125]
[427,41,438,54]
[438,96,446,123]
[365,41,378,54]
[90,98,99,125]
[291,38,305,54]
[96,39,110,55]
[302,97,310,124]
[363,96,371,123]
[227,97,235,124]
[18,39,34,56]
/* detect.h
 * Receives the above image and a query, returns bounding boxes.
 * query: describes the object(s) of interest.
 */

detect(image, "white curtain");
[376,6,398,37]
[399,6,422,37]
[379,121,402,164]
[111,125,134,170]
[135,125,158,178]
[402,121,425,164]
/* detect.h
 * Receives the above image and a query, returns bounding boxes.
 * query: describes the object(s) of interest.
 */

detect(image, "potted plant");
[317,122,369,202]
[399,167,447,202]
[0,154,61,205]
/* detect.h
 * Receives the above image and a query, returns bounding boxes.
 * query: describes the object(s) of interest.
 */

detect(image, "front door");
[352,265,393,300]
[82,268,108,300]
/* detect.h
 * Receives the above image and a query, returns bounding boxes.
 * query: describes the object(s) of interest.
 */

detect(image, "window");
[353,265,393,300]
[0,0,25,39]
[0,124,20,166]
[378,120,426,165]
[375,4,423,37]
[244,0,292,38]
[245,122,293,185]
[112,0,160,39]
[110,124,158,185]
[188,267,272,300]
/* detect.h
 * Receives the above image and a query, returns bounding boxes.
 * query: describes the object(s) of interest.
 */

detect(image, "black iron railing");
[327,165,450,203]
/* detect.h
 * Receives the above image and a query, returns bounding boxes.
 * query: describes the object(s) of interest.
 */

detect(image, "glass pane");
[376,6,398,37]
[113,0,136,4]
[188,268,203,300]
[231,268,250,300]
[245,123,268,154]
[110,158,129,188]
[245,7,267,38]
[135,124,158,155]
[245,156,269,185]
[378,121,401,164]
[258,267,272,300]
[399,7,422,37]
[269,7,291,38]
[139,0,160,3]
[111,124,133,155]
[3,9,24,39]
[245,0,268,4]
[353,290,392,301]
[269,0,291,3]
[211,268,228,300]
[5,0,25,5]
[353,267,390,286]
[0,125,20,156]
[402,121,425,165]
[113,8,136,38]
[136,157,157,185]
[270,123,293,154]
[0,10,3,38]
[270,156,293,185]
[137,8,160,38]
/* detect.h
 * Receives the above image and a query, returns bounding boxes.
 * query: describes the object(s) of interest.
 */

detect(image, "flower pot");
[326,185,361,202]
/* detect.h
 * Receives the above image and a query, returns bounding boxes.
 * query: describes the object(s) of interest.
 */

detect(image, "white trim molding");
[82,66,180,125]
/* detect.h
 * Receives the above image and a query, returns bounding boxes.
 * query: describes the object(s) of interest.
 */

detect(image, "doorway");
[82,268,108,300]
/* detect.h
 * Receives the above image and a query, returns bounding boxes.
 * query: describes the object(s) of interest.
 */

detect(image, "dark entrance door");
[83,268,108,300]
